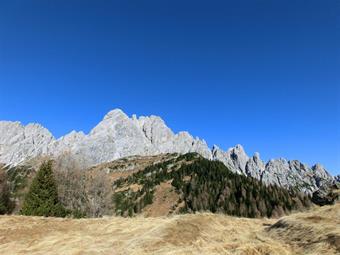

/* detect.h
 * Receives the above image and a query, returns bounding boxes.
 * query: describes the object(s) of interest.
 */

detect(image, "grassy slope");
[0,203,338,255]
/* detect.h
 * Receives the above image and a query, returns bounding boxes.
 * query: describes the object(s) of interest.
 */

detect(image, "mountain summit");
[0,108,334,194]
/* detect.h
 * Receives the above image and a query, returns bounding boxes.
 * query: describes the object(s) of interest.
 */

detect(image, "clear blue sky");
[0,1,339,175]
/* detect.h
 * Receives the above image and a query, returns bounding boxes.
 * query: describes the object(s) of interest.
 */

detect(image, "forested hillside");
[112,153,312,217]
[0,153,314,218]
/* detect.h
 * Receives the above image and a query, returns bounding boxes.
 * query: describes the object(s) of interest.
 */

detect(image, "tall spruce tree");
[20,161,67,217]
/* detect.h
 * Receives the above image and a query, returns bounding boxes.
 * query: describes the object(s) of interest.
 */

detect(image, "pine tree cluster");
[112,153,312,217]
[173,159,311,217]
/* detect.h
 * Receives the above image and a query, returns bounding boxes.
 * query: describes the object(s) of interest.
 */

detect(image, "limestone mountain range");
[0,108,335,194]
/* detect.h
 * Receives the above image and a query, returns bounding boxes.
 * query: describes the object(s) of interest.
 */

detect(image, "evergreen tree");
[20,161,67,217]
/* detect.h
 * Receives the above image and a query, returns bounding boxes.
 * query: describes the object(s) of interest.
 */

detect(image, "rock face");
[335,175,340,183]
[0,108,335,194]
[0,121,54,165]
[311,182,340,206]
[311,163,334,188]
[261,159,321,194]
[212,144,249,175]
[245,152,265,179]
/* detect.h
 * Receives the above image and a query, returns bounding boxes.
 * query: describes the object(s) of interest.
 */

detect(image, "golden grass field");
[0,203,339,255]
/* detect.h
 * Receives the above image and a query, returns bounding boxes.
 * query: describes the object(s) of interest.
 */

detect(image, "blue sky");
[0,1,339,175]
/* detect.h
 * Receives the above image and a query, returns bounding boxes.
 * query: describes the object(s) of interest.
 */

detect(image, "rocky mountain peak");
[0,121,55,165]
[228,144,249,173]
[103,108,127,120]
[312,163,328,174]
[0,108,336,194]
[245,152,265,179]
[311,163,333,187]
[253,152,261,160]
[312,164,332,180]
[234,144,245,152]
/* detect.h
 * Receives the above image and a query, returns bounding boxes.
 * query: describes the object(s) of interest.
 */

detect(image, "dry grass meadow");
[0,203,339,255]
